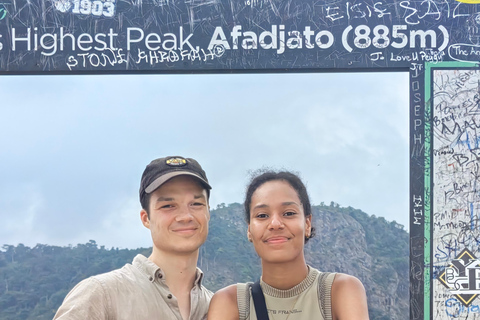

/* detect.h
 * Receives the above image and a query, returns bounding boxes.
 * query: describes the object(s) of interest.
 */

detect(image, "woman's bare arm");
[207,284,239,320]
[331,273,369,320]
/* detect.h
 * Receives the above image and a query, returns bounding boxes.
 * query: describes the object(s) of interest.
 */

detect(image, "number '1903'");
[54,0,116,18]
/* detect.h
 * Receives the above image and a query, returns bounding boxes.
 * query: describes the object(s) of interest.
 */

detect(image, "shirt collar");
[133,254,205,286]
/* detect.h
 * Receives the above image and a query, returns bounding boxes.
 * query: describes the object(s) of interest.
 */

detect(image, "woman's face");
[247,180,312,264]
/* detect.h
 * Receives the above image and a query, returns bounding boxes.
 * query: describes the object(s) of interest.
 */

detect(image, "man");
[54,156,213,320]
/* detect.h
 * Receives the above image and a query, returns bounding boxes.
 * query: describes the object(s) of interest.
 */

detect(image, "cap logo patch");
[166,157,187,166]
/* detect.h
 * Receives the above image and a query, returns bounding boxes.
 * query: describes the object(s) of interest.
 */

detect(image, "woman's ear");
[305,215,312,238]
[247,225,253,242]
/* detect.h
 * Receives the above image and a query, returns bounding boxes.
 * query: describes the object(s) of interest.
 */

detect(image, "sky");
[0,71,409,249]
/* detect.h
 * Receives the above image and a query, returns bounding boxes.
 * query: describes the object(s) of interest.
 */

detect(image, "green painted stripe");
[424,62,432,320]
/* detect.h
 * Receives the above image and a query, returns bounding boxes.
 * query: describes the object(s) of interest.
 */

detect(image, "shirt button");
[158,274,163,279]
[149,277,153,281]
[167,294,173,299]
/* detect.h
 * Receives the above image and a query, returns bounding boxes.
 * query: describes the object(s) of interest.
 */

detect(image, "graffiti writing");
[433,68,480,318]
[445,297,480,317]
[65,47,223,70]
[0,3,7,20]
[449,44,480,63]
[324,1,470,25]
[136,47,222,65]
[66,48,126,70]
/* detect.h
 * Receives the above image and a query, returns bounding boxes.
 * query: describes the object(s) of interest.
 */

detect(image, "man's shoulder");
[72,255,149,292]
[68,261,136,293]
[53,257,147,319]
[89,258,149,290]
[94,262,135,280]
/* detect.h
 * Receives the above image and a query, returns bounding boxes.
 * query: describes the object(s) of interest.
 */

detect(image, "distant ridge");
[0,203,408,320]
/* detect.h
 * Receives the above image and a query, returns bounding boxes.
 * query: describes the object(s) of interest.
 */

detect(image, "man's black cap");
[139,156,211,202]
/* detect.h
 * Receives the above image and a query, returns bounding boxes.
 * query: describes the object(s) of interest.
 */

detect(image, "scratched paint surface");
[0,0,479,73]
[432,68,480,319]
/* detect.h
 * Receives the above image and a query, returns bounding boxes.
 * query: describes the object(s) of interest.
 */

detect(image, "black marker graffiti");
[432,68,480,319]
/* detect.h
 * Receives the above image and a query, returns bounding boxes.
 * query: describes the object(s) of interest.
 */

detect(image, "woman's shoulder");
[213,284,238,301]
[331,273,369,320]
[207,284,239,320]
[332,273,365,290]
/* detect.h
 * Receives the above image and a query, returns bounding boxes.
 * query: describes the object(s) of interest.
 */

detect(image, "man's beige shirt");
[53,254,213,320]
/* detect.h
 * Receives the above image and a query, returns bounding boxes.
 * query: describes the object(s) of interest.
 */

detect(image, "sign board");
[0,0,479,73]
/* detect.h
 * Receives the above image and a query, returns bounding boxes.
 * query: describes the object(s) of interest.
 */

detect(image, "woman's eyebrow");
[281,201,300,206]
[252,204,269,210]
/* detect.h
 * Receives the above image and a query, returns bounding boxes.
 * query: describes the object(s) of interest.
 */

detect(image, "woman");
[208,170,369,320]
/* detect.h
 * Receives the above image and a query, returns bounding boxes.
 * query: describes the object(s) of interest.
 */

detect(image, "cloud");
[0,72,410,248]
[0,182,45,245]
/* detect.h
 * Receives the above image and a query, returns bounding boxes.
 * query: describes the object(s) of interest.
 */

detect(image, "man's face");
[141,175,210,256]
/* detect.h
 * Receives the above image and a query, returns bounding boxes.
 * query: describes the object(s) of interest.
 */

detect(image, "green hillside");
[0,203,409,320]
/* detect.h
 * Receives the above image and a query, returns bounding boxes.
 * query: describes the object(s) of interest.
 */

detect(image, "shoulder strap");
[317,272,336,320]
[251,280,270,320]
[237,283,252,320]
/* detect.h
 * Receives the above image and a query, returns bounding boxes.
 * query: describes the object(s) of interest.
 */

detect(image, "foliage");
[0,241,151,320]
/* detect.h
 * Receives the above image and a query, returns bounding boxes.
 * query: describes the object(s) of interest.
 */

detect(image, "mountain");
[200,203,409,320]
[0,203,408,320]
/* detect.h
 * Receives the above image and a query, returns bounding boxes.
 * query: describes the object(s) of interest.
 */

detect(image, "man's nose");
[176,205,194,222]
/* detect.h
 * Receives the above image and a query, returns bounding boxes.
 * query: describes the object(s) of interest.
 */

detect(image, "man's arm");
[331,273,369,320]
[207,284,239,320]
[53,277,110,320]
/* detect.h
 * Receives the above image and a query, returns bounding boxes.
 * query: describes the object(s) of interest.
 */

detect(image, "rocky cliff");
[200,203,409,320]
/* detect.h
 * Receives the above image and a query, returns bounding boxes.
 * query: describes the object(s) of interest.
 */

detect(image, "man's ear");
[140,209,150,229]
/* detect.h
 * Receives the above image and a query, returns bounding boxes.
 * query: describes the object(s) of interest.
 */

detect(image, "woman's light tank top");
[237,266,336,320]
